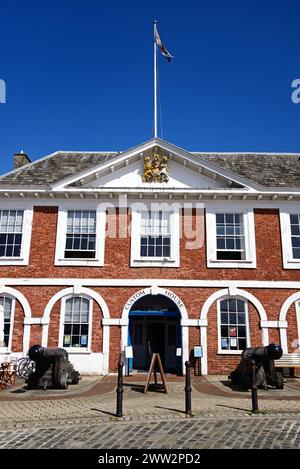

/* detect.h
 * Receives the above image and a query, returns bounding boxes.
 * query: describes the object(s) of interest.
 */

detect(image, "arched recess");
[121,286,189,373]
[0,286,32,353]
[279,292,300,353]
[43,286,110,374]
[199,288,268,375]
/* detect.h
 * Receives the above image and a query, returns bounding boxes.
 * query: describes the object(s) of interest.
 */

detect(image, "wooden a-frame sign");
[144,353,168,394]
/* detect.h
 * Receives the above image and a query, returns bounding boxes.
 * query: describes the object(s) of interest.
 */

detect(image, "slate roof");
[194,153,300,188]
[0,152,119,187]
[0,148,299,188]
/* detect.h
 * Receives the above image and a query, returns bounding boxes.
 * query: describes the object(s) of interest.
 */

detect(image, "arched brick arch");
[43,286,110,373]
[199,288,268,375]
[0,286,32,352]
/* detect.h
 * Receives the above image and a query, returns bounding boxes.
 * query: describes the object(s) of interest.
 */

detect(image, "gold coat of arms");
[143,152,169,183]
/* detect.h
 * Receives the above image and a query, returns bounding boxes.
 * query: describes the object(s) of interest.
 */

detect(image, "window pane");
[64,296,90,348]
[220,312,228,324]
[140,212,171,258]
[65,211,96,257]
[0,211,23,257]
[219,298,247,351]
[290,214,299,225]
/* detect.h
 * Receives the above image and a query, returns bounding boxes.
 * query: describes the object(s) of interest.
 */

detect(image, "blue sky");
[0,0,300,174]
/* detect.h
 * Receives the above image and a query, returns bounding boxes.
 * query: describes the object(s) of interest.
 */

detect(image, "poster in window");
[221,338,228,349]
[64,335,71,345]
[229,327,237,337]
[80,335,88,346]
[230,338,237,348]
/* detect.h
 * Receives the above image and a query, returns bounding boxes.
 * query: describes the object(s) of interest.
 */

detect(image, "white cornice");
[1,278,300,288]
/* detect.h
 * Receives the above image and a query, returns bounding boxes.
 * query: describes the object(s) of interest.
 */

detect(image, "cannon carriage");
[229,343,284,390]
[25,344,80,390]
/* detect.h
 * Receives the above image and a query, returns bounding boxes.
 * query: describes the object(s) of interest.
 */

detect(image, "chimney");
[13,150,31,169]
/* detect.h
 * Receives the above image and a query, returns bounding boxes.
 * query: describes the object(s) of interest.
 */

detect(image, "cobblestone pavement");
[1,375,300,449]
[0,416,300,449]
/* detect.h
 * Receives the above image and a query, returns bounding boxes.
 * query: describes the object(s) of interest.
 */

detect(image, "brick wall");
[1,206,300,373]
[3,285,300,373]
[0,206,300,281]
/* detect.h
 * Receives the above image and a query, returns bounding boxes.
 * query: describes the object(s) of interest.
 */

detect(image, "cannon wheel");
[16,357,35,379]
[59,372,68,389]
[275,371,284,389]
[71,370,80,385]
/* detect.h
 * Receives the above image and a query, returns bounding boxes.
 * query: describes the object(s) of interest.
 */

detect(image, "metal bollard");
[185,361,192,417]
[251,359,259,413]
[116,359,124,417]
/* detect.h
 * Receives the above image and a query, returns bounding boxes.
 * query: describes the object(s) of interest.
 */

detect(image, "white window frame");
[130,206,180,267]
[59,295,93,354]
[280,209,300,269]
[0,295,16,353]
[206,206,256,268]
[54,203,106,266]
[0,204,33,266]
[217,297,251,355]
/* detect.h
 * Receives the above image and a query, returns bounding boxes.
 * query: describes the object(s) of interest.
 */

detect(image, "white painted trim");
[260,320,279,328]
[296,302,300,351]
[206,206,256,268]
[121,286,188,373]
[279,210,300,269]
[43,287,110,372]
[50,138,259,192]
[181,319,198,326]
[54,204,106,266]
[279,292,300,353]
[279,292,300,322]
[0,297,15,353]
[59,295,93,353]
[23,317,44,325]
[278,320,288,328]
[130,205,180,267]
[44,287,110,320]
[102,318,121,326]
[0,205,33,266]
[3,278,300,290]
[200,288,266,322]
[0,286,31,318]
[0,287,32,353]
[217,298,251,354]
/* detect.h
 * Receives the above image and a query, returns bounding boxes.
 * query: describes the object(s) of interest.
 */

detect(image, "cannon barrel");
[26,344,80,389]
[242,343,283,363]
[28,344,68,362]
[229,343,284,390]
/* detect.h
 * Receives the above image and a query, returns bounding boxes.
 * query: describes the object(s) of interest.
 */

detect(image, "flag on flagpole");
[154,23,174,62]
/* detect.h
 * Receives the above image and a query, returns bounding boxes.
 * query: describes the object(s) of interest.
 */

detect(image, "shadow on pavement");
[154,405,186,415]
[216,404,250,412]
[90,408,116,417]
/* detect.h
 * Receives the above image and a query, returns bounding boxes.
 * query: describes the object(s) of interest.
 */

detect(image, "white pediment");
[87,159,227,189]
[55,139,253,192]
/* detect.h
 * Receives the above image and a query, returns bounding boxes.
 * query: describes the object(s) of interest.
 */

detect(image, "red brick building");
[0,138,299,375]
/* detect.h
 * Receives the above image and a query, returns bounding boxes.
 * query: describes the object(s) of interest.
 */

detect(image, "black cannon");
[229,343,284,390]
[26,344,80,390]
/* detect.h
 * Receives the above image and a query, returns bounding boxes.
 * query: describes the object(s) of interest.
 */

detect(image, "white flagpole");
[153,20,158,138]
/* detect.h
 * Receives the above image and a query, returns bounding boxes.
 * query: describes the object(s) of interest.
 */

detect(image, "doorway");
[128,294,182,374]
